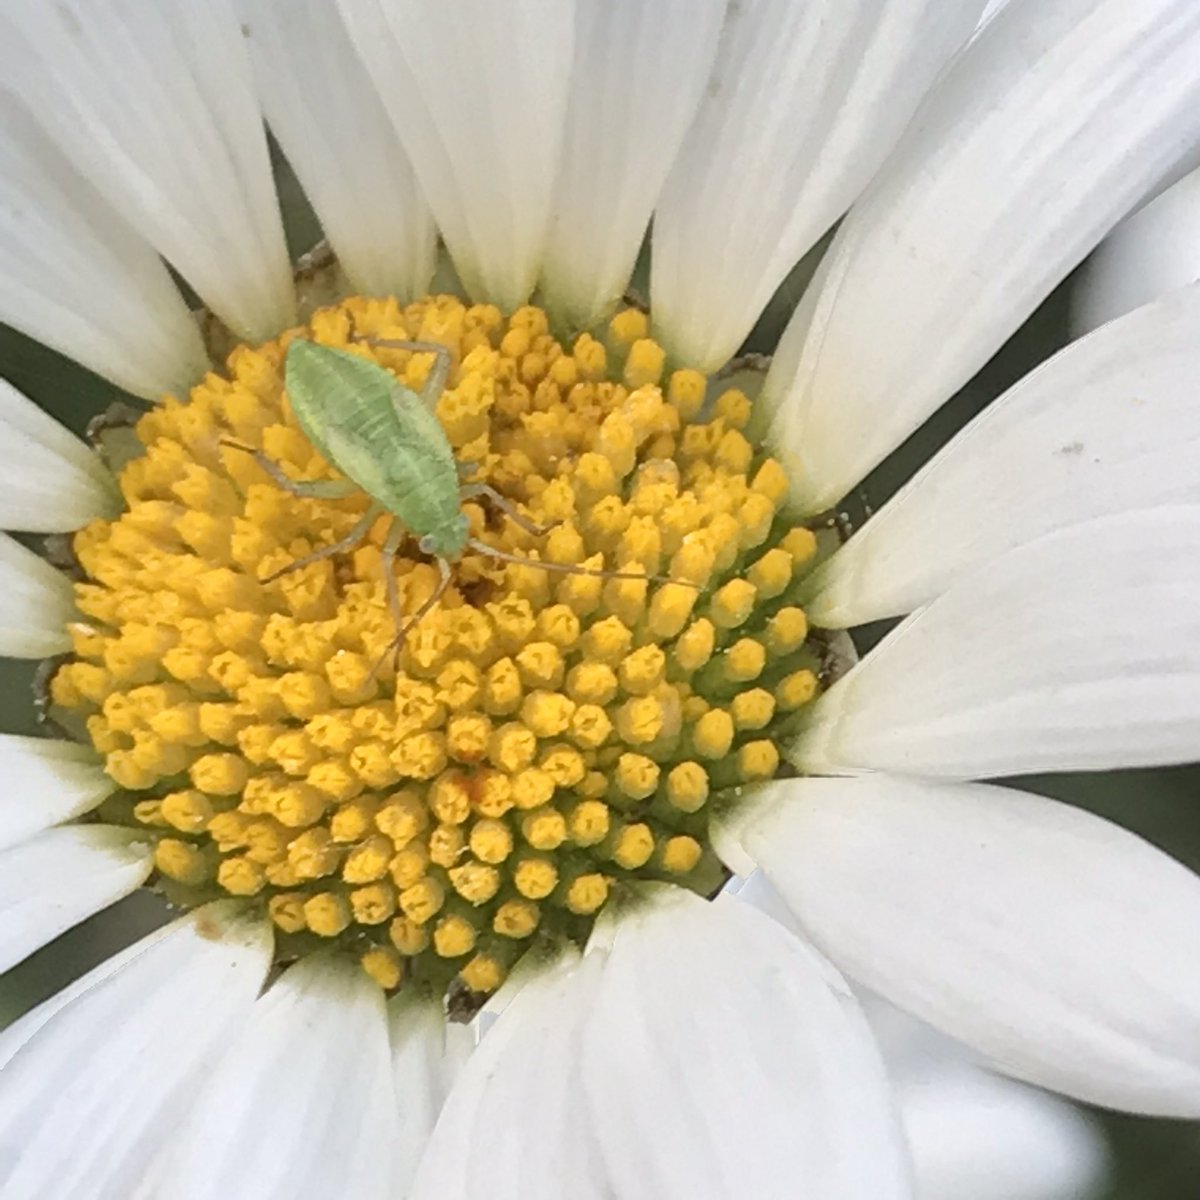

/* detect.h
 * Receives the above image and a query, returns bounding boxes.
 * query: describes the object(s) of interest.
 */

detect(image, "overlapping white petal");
[0,913,153,1072]
[0,96,207,399]
[238,0,436,301]
[762,0,1200,513]
[0,378,117,533]
[540,0,724,331]
[0,0,294,344]
[857,993,1108,1200]
[797,507,1200,779]
[389,997,475,1194]
[866,998,1108,1199]
[978,0,1014,25]
[0,736,112,854]
[900,1066,1108,1200]
[651,0,986,370]
[1074,166,1200,335]
[734,868,1101,1195]
[0,825,152,975]
[0,533,75,658]
[0,904,272,1200]
[723,776,1200,1116]
[161,956,400,1200]
[410,949,604,1200]
[583,889,910,1199]
[415,888,909,1198]
[338,0,574,312]
[804,282,1200,627]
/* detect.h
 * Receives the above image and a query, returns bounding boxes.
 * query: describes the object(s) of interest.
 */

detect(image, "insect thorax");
[420,510,471,559]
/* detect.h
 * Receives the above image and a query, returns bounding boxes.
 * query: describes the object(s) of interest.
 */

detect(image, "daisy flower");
[0,0,1198,1196]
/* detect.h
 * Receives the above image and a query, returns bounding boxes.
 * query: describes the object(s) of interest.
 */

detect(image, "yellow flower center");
[50,294,821,1003]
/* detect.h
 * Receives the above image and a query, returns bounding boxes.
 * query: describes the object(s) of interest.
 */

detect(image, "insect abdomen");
[382,442,464,542]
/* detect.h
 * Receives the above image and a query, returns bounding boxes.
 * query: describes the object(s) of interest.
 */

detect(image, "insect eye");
[418,533,437,554]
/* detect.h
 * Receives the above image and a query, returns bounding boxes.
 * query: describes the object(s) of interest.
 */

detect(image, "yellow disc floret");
[52,295,822,1005]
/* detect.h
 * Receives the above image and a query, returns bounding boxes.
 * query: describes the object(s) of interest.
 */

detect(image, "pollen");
[53,294,823,1008]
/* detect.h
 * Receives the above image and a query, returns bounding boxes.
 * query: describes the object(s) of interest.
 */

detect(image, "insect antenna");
[465,537,699,589]
[353,336,452,407]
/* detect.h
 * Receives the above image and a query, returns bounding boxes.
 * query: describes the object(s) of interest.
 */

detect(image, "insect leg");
[354,338,452,409]
[259,504,381,584]
[458,482,553,537]
[220,439,359,500]
[372,535,454,676]
[465,537,699,589]
[380,522,407,646]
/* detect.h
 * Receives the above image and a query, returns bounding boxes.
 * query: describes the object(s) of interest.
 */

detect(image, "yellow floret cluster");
[51,294,821,1002]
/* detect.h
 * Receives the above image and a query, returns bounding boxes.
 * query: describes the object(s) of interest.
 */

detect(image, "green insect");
[223,338,677,659]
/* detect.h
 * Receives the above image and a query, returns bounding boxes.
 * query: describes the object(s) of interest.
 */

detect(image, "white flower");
[0,1,1199,1197]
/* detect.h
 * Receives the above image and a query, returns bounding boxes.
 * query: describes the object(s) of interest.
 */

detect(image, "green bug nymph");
[225,338,678,658]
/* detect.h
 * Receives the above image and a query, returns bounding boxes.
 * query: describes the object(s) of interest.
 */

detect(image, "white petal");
[410,948,607,1200]
[162,956,400,1200]
[854,993,1113,1200]
[0,900,179,1071]
[338,0,575,311]
[1074,166,1200,335]
[856,996,1110,1200]
[0,378,117,532]
[0,825,152,975]
[0,0,294,344]
[0,923,147,1072]
[977,0,1013,26]
[0,736,113,854]
[414,889,910,1200]
[651,0,986,371]
[238,0,436,301]
[900,1066,1108,1200]
[540,0,724,331]
[726,774,1200,1116]
[389,996,473,1194]
[580,888,911,1199]
[0,904,273,1200]
[856,995,1110,1199]
[804,281,1200,627]
[0,533,74,658]
[854,991,971,1081]
[797,507,1200,779]
[719,865,803,934]
[0,95,208,399]
[762,0,1200,514]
